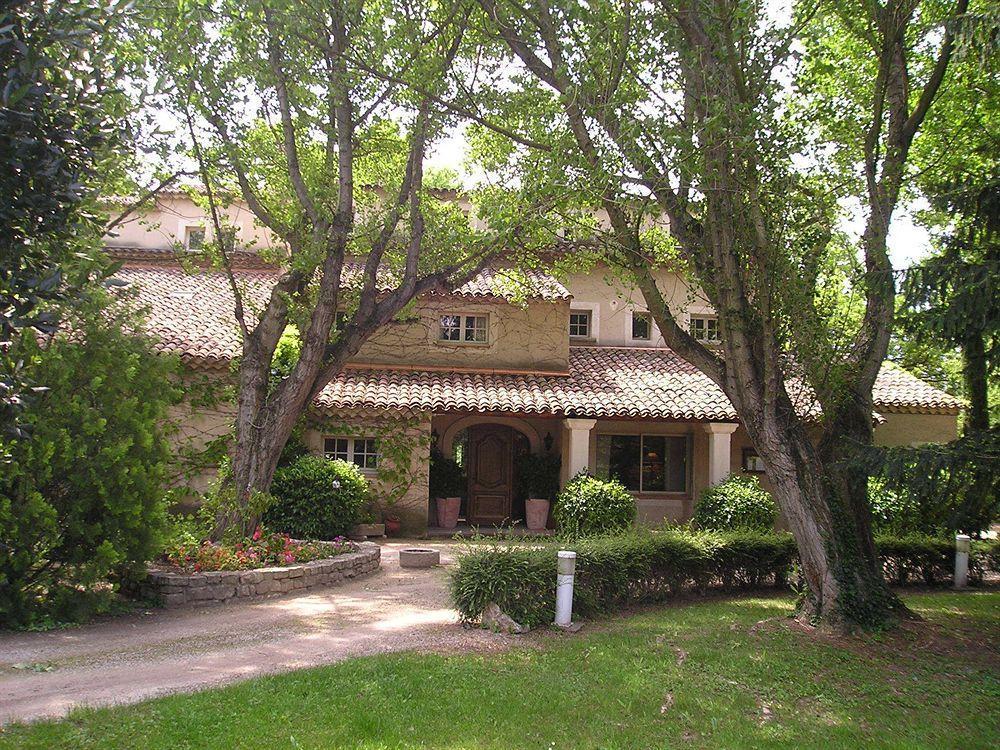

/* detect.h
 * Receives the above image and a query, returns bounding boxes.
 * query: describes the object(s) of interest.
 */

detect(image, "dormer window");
[690,314,720,343]
[439,313,488,344]
[184,225,206,252]
[569,310,592,339]
[631,312,652,341]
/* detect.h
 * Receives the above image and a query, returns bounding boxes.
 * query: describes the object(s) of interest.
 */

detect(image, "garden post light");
[555,550,576,627]
[954,534,970,589]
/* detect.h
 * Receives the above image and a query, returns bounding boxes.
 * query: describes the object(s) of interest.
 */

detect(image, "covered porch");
[426,412,744,532]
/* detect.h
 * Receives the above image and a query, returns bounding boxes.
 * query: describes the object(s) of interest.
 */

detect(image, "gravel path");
[0,541,509,725]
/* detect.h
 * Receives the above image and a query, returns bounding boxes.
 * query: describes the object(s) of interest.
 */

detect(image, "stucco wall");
[354,296,570,373]
[874,411,959,446]
[105,194,280,253]
[561,266,713,348]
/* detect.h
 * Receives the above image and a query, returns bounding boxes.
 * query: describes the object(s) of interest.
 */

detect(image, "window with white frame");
[569,309,592,338]
[595,434,688,492]
[690,314,720,343]
[324,436,379,470]
[631,311,652,340]
[184,225,206,252]
[439,313,488,344]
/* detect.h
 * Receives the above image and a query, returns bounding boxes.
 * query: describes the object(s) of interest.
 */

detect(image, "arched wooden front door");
[466,425,513,525]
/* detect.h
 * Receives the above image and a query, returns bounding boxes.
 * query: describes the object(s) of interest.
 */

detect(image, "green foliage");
[428,449,466,499]
[264,456,369,540]
[0,1,135,445]
[866,427,1000,535]
[451,529,1000,628]
[876,534,996,586]
[693,475,777,531]
[553,473,636,538]
[514,452,561,501]
[450,529,798,628]
[0,294,181,627]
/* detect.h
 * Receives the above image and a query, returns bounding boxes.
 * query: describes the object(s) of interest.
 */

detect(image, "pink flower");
[252,526,262,541]
[283,552,295,563]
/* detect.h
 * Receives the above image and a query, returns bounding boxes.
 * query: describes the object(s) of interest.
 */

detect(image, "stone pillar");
[703,423,738,486]
[561,418,597,485]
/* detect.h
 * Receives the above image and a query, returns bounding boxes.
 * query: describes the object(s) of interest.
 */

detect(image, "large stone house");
[106,192,962,533]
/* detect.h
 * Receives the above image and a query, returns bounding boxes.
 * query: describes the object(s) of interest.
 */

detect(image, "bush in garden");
[0,295,182,628]
[693,474,776,531]
[450,529,1000,628]
[264,455,369,539]
[553,472,635,537]
[450,528,798,628]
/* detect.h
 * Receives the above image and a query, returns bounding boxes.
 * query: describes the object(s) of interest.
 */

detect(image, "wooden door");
[467,425,513,525]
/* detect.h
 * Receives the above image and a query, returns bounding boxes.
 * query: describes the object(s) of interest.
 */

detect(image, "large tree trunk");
[963,330,990,434]
[728,376,898,628]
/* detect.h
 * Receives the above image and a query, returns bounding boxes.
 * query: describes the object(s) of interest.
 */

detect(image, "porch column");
[703,423,738,486]
[561,418,597,485]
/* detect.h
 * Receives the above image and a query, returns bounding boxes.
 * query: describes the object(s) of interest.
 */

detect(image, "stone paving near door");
[0,542,513,726]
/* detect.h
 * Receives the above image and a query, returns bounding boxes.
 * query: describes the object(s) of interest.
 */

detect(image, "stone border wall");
[142,542,380,607]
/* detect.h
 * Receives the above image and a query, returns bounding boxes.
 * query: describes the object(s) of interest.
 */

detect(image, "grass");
[1,590,998,749]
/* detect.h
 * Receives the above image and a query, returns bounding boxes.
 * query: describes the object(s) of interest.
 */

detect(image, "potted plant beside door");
[516,452,561,532]
[430,449,466,529]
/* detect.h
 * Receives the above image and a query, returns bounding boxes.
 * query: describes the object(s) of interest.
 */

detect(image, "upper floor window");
[184,225,206,252]
[324,436,379,470]
[631,312,652,341]
[439,313,488,344]
[595,434,688,493]
[690,314,720,343]
[569,310,592,339]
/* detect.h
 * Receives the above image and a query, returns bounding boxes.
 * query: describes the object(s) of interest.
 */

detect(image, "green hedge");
[451,530,1000,628]
[264,456,369,540]
[877,533,997,585]
[450,529,797,628]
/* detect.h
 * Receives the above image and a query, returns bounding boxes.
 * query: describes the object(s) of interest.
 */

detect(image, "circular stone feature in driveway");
[399,548,441,568]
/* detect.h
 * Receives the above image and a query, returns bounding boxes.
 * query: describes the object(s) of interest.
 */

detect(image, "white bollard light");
[555,550,577,627]
[954,534,971,589]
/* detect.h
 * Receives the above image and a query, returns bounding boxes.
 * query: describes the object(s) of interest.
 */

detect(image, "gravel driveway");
[0,541,507,725]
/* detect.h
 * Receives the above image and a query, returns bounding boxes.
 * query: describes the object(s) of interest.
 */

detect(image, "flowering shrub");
[163,527,355,572]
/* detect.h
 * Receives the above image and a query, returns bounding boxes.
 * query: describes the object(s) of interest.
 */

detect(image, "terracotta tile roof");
[315,349,963,420]
[872,367,965,414]
[315,346,738,420]
[116,261,962,421]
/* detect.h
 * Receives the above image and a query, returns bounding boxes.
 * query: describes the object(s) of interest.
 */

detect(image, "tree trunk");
[730,378,899,629]
[963,329,990,434]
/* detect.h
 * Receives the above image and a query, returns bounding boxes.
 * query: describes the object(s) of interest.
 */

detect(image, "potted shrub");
[429,449,466,529]
[383,512,402,536]
[516,452,561,531]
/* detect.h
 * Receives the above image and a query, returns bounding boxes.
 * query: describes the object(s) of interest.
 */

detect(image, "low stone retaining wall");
[142,542,380,607]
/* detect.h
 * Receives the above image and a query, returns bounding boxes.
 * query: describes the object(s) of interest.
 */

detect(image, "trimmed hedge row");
[450,529,797,628]
[450,530,1000,628]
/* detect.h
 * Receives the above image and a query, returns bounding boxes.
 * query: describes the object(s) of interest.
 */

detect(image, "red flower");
[252,526,263,541]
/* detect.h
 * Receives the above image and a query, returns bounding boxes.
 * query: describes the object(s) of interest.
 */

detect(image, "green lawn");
[2,590,998,749]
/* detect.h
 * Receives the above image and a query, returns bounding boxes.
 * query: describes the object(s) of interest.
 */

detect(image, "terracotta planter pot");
[384,517,402,536]
[525,498,550,531]
[436,496,461,529]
